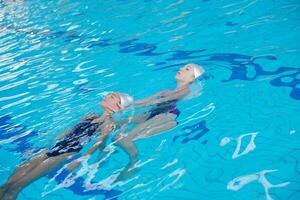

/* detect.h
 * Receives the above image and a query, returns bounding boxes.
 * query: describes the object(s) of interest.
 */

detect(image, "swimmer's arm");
[133,95,159,105]
[66,121,114,171]
[134,88,189,108]
[133,90,172,105]
[115,113,149,127]
[83,123,113,157]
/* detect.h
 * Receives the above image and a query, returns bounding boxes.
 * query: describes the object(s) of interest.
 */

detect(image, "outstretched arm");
[66,120,114,171]
[133,90,174,105]
[134,87,189,108]
[116,91,174,126]
[115,113,150,128]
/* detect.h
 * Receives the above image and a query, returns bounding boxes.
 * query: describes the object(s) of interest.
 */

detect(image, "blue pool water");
[1,0,300,199]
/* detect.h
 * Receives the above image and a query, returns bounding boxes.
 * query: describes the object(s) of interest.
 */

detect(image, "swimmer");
[0,92,133,200]
[114,63,204,180]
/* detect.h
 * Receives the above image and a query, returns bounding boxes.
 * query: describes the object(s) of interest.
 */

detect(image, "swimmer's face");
[101,93,122,113]
[176,64,199,83]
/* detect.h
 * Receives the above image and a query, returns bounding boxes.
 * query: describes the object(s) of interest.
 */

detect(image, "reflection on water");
[228,169,290,200]
[220,132,258,159]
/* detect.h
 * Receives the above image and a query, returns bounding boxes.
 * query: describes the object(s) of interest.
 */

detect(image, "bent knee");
[164,113,177,121]
[113,134,129,144]
[167,120,177,128]
[152,113,177,122]
[113,134,121,143]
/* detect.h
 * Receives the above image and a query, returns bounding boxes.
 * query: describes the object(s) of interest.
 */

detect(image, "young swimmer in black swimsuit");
[0,92,133,200]
[114,63,205,180]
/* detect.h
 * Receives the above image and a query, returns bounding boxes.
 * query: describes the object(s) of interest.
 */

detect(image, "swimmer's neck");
[91,112,111,124]
[100,111,112,119]
[176,80,190,89]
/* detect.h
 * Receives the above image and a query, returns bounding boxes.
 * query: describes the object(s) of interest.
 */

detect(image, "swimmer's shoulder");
[176,86,190,96]
[83,113,100,121]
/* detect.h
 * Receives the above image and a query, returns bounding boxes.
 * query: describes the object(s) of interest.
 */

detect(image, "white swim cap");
[193,65,204,79]
[119,93,134,108]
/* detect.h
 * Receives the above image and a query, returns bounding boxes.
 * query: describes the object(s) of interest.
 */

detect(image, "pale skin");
[0,93,123,200]
[114,64,204,181]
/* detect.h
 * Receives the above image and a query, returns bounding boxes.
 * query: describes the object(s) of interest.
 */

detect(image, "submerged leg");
[131,113,177,140]
[115,113,177,160]
[0,152,48,198]
[114,134,138,161]
[2,152,75,200]
[7,153,48,185]
[114,113,177,181]
[116,112,150,128]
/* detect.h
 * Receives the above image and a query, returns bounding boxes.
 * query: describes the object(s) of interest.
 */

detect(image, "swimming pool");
[1,0,300,199]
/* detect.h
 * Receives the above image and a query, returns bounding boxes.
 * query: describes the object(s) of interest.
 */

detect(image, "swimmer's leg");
[96,140,110,161]
[114,134,138,182]
[132,113,177,140]
[116,112,150,127]
[114,113,177,181]
[115,113,177,158]
[118,113,177,140]
[2,152,75,200]
[6,153,48,185]
[114,134,138,162]
[0,152,48,198]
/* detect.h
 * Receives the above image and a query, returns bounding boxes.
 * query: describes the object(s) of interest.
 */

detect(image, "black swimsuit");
[146,100,180,120]
[46,115,102,157]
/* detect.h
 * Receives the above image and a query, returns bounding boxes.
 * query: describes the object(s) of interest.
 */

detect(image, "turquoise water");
[1,0,300,199]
